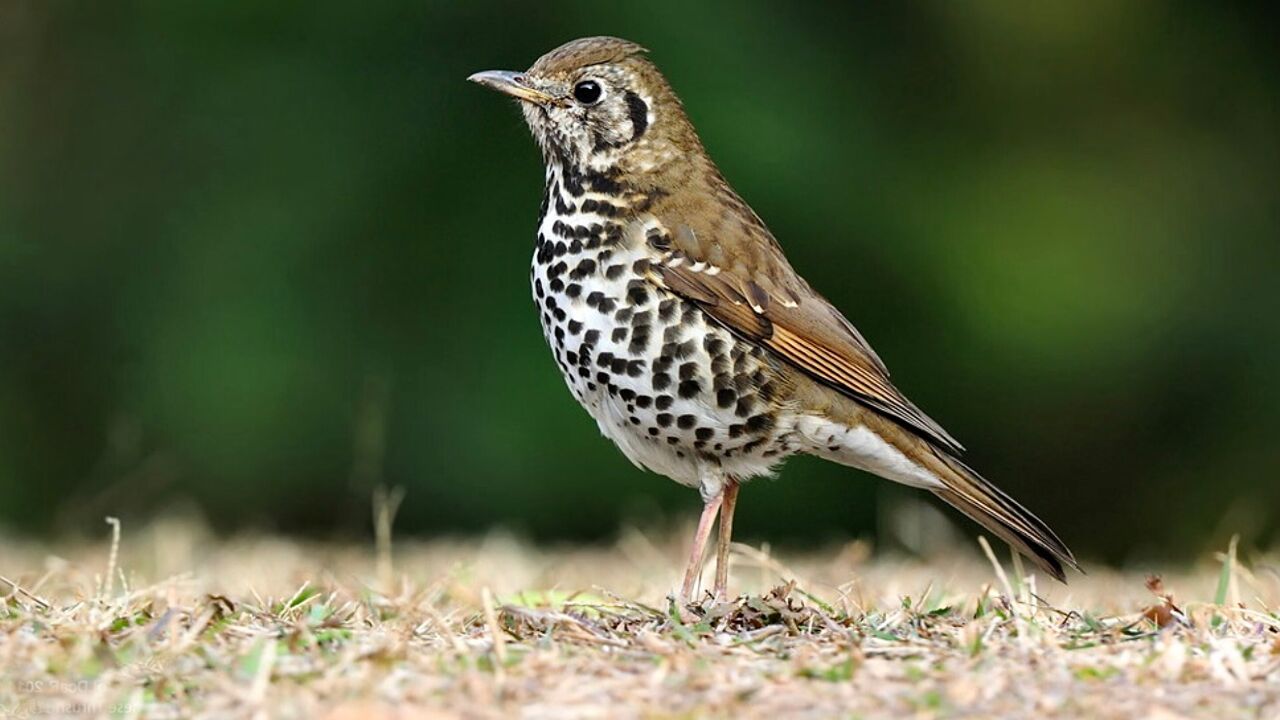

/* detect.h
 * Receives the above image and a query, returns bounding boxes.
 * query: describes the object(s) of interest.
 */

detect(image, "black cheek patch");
[625,91,649,140]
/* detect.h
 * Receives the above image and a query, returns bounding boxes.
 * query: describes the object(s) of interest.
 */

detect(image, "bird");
[468,36,1078,603]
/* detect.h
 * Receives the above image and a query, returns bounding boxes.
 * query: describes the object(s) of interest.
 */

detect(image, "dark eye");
[573,80,602,105]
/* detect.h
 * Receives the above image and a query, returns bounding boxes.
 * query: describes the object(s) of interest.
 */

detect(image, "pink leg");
[679,493,723,602]
[713,480,740,599]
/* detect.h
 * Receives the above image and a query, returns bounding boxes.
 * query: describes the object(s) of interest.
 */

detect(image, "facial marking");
[624,91,649,140]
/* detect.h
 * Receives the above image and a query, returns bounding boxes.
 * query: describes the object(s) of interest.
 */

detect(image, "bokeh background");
[2,1,1277,564]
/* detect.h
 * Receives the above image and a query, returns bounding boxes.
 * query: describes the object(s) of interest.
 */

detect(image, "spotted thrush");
[469,37,1078,601]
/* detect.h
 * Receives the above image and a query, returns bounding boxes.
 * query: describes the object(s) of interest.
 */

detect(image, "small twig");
[0,574,51,610]
[373,485,406,593]
[100,516,122,602]
[482,587,508,668]
[978,536,1016,604]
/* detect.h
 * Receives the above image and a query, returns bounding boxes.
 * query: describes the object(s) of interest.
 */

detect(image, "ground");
[1,518,1277,719]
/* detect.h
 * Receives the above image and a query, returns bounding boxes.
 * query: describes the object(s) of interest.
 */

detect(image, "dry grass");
[1,518,1279,719]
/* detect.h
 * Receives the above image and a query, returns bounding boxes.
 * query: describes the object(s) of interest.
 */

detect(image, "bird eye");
[573,80,602,105]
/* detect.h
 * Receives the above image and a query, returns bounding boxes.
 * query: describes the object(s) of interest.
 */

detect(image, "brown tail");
[929,454,1079,582]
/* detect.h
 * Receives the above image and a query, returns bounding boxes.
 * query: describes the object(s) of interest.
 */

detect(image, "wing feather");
[643,220,964,454]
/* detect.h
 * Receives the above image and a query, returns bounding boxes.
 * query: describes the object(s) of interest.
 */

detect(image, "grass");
[1,518,1279,719]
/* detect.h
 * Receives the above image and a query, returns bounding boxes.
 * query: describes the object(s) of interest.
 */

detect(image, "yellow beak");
[467,70,556,105]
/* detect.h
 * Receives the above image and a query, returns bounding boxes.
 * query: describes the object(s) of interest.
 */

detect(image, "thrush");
[469,37,1079,602]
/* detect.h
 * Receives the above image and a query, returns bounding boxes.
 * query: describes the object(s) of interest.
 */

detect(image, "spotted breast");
[530,165,801,490]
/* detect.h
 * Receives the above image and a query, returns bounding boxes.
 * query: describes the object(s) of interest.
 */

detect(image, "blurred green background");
[1,1,1277,563]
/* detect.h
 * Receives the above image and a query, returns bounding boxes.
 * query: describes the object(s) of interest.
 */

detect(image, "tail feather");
[791,402,1079,581]
[930,455,1079,582]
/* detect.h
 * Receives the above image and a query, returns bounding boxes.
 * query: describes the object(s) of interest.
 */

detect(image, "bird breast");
[529,166,800,486]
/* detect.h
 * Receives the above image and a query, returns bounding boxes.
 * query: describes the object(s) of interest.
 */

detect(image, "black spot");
[626,360,645,377]
[629,416,640,425]
[678,379,701,398]
[584,329,600,345]
[548,261,567,279]
[673,339,697,359]
[656,413,673,428]
[615,307,633,323]
[611,327,628,343]
[646,228,670,251]
[653,372,671,391]
[655,395,673,410]
[606,264,626,280]
[585,170,624,195]
[746,414,775,433]
[625,91,649,139]
[596,351,614,367]
[653,356,673,373]
[735,396,755,417]
[534,279,544,297]
[676,414,696,430]
[628,327,650,354]
[571,258,596,280]
[635,395,653,408]
[626,283,649,306]
[610,357,627,374]
[658,299,677,322]
[648,427,660,436]
[596,297,617,313]
[695,428,714,441]
[716,388,736,408]
[678,362,698,380]
[703,335,726,356]
[728,424,745,439]
[597,372,610,384]
[549,278,564,293]
[566,351,578,365]
[663,326,683,344]
[566,283,582,298]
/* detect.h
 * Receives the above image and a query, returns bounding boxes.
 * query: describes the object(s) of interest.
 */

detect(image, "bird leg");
[679,492,723,604]
[713,479,740,599]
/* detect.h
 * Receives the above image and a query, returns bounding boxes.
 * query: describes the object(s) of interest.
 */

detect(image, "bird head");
[468,37,701,182]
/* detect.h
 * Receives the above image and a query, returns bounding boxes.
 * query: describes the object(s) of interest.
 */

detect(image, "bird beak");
[467,70,556,105]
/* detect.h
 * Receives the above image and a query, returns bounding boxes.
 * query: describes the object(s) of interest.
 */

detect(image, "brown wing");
[635,218,965,455]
